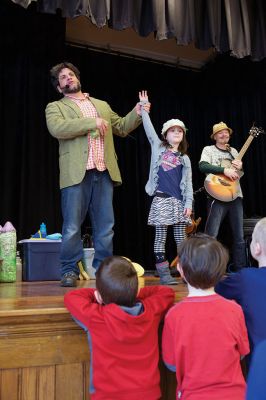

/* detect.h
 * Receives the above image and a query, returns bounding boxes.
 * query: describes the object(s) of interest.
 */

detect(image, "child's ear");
[177,262,184,277]
[94,290,104,304]
[254,241,262,257]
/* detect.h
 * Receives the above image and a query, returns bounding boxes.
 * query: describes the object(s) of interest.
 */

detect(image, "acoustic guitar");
[204,126,263,202]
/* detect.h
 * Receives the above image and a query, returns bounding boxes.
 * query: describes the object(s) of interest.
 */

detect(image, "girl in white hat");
[139,91,193,285]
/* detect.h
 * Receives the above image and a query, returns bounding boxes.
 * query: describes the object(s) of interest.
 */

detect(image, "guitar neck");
[236,135,254,160]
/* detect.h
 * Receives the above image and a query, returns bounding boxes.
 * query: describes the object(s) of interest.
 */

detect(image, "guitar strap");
[224,144,235,160]
[214,144,234,160]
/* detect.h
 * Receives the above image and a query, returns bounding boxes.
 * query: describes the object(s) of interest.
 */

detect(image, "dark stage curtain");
[0,0,65,239]
[11,0,266,60]
[1,1,266,270]
[64,44,266,268]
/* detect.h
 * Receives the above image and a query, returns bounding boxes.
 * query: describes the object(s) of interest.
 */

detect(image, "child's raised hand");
[136,90,151,115]
[139,90,149,102]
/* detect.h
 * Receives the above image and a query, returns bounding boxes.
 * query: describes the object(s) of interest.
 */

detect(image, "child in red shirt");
[162,234,249,400]
[64,255,175,400]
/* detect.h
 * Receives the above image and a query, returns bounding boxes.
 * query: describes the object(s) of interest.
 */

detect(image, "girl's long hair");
[161,131,188,154]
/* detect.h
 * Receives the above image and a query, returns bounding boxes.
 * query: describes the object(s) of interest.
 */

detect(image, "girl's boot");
[156,261,177,285]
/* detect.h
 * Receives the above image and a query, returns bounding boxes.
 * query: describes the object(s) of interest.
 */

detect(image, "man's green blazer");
[45,96,142,189]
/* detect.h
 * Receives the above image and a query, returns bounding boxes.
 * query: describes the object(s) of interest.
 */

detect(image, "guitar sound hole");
[218,178,231,187]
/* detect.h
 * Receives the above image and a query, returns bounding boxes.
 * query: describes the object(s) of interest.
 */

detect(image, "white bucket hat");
[161,119,187,136]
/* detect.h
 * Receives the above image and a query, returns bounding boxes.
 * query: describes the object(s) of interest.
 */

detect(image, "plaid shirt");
[65,93,106,171]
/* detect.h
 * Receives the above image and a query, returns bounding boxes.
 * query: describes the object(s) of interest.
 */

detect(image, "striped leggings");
[154,223,186,263]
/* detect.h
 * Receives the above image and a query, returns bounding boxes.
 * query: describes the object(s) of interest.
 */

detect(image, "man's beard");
[63,82,81,94]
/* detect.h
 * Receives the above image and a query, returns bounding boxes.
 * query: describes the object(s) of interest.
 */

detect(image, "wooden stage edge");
[0,276,187,400]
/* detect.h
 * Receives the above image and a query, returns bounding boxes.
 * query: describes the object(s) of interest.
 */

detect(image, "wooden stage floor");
[0,275,188,315]
[0,275,187,400]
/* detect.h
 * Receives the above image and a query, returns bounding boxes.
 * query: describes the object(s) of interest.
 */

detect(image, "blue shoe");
[46,233,62,240]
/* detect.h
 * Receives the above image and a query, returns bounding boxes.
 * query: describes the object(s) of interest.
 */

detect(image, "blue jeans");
[60,169,114,276]
[205,197,246,269]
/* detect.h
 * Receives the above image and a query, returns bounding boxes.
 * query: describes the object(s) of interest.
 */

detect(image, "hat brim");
[131,262,145,277]
[162,126,186,136]
[210,128,232,139]
[122,257,145,277]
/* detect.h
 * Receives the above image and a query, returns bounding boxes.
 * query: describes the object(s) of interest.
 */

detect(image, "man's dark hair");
[96,256,138,307]
[178,233,228,289]
[49,62,80,91]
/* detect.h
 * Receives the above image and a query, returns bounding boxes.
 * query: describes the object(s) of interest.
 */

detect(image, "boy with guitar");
[199,121,246,271]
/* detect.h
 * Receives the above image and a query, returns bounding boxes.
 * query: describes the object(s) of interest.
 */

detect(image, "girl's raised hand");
[136,90,150,115]
[139,90,149,102]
